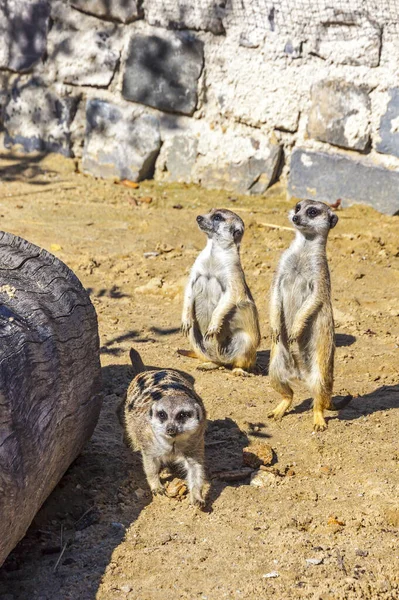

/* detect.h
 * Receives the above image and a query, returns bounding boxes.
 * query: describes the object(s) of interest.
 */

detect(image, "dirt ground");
[0,152,398,600]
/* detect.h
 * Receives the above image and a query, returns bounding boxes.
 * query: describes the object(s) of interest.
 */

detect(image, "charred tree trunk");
[0,232,101,566]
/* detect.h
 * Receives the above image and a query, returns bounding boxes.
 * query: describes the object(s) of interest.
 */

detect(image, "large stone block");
[70,0,143,23]
[156,135,199,183]
[289,148,399,216]
[376,88,399,159]
[193,129,282,195]
[307,80,371,151]
[0,0,50,72]
[3,78,79,156]
[313,11,381,67]
[82,99,161,181]
[122,31,204,116]
[48,4,121,87]
[207,48,300,132]
[144,0,225,34]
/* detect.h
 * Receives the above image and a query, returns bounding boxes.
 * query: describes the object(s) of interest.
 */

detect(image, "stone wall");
[1,0,399,214]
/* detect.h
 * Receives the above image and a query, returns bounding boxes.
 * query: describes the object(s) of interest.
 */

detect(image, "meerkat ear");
[329,212,339,229]
[232,226,244,242]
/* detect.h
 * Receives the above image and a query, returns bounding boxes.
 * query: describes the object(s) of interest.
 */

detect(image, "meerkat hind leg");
[268,347,294,421]
[312,388,332,432]
[196,361,221,371]
[184,457,205,508]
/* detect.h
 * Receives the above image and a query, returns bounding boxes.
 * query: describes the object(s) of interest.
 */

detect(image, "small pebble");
[120,584,133,593]
[263,571,279,578]
[306,558,323,565]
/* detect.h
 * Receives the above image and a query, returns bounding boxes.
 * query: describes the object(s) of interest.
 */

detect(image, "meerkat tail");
[177,349,199,359]
[327,394,353,411]
[129,347,146,376]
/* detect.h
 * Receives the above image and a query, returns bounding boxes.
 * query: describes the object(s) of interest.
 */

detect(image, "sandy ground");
[0,153,398,600]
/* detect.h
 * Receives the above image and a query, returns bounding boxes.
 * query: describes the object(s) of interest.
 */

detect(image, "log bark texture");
[0,232,102,566]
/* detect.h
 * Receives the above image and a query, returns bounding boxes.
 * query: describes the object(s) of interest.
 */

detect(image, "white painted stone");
[0,0,50,73]
[70,0,142,23]
[48,2,122,87]
[3,77,79,156]
[144,0,225,34]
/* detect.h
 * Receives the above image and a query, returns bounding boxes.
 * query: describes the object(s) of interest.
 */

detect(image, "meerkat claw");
[232,367,251,377]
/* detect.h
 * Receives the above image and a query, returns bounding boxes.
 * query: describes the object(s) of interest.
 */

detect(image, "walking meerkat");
[268,199,341,431]
[180,208,260,375]
[124,348,207,507]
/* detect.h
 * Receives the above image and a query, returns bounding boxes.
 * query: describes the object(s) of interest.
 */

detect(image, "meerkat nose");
[196,215,204,223]
[292,215,300,224]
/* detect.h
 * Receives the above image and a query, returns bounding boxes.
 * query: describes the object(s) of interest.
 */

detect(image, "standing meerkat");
[268,199,340,431]
[124,348,207,507]
[180,208,260,375]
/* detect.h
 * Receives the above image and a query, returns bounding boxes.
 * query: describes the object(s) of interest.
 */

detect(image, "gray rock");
[194,131,281,195]
[156,135,198,183]
[82,99,161,182]
[307,79,371,151]
[313,11,381,67]
[48,5,121,87]
[70,0,143,23]
[376,88,399,158]
[0,0,50,72]
[144,0,225,34]
[122,31,204,116]
[3,78,79,156]
[289,148,399,216]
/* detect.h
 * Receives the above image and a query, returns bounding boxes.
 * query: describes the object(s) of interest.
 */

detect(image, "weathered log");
[0,232,101,566]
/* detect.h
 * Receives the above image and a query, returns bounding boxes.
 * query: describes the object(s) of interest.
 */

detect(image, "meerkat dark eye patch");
[212,213,224,222]
[176,410,193,422]
[157,410,167,422]
[295,204,301,213]
[306,207,320,218]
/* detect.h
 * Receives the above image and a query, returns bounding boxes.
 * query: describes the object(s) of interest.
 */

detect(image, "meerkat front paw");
[190,490,206,509]
[150,484,166,497]
[313,413,327,432]
[181,320,193,336]
[204,325,220,340]
[271,330,280,344]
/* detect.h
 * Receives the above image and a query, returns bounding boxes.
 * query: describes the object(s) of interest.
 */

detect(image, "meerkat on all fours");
[124,348,207,507]
[268,199,344,432]
[180,208,260,376]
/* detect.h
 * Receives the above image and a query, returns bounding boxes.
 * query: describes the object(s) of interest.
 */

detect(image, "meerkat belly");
[281,272,312,330]
[193,274,223,333]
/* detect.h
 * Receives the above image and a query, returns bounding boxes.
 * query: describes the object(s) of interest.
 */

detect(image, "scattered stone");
[3,78,79,156]
[306,557,324,565]
[313,10,381,67]
[376,88,399,159]
[243,443,274,469]
[263,571,279,578]
[165,478,188,499]
[48,5,121,87]
[110,522,125,531]
[134,488,147,500]
[144,0,225,34]
[143,251,160,259]
[82,99,161,182]
[356,549,369,557]
[0,0,50,72]
[250,470,278,488]
[120,584,133,593]
[71,0,143,23]
[122,31,204,116]
[213,468,253,482]
[289,148,399,216]
[307,79,371,151]
[156,135,199,184]
[135,277,163,294]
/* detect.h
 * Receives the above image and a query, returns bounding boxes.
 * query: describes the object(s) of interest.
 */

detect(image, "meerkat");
[124,348,207,507]
[268,199,341,431]
[180,208,260,376]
